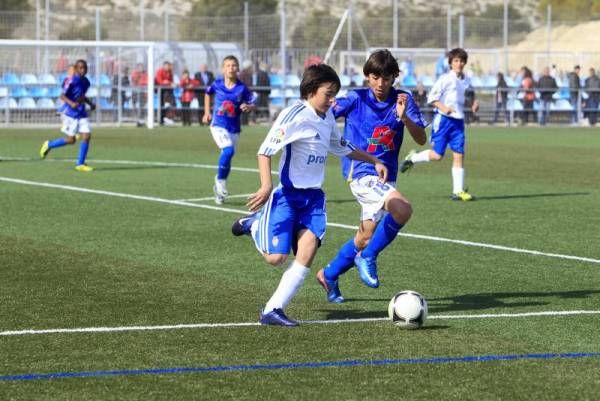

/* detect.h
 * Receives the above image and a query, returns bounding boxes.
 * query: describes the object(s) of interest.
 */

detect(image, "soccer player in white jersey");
[400,48,479,201]
[231,64,388,326]
[316,49,428,303]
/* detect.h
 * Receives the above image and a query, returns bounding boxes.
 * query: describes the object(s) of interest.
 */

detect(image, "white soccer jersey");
[427,70,471,120]
[258,100,355,189]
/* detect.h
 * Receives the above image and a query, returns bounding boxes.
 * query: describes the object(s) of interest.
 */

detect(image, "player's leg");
[40,116,77,159]
[209,127,237,204]
[75,119,93,172]
[400,114,445,173]
[448,121,473,201]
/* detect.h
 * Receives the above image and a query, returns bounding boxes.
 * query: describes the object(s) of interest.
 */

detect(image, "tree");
[539,0,600,21]
[0,0,31,39]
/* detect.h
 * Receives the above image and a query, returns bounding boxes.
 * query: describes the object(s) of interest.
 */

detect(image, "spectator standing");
[520,67,535,125]
[238,60,254,125]
[131,63,148,125]
[179,69,199,126]
[111,67,130,120]
[255,62,271,121]
[194,63,215,125]
[155,61,175,125]
[584,68,600,126]
[537,67,558,126]
[493,72,509,125]
[567,65,581,124]
[411,80,431,123]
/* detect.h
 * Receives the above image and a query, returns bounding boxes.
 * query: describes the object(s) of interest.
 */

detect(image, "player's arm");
[469,87,479,113]
[396,93,426,145]
[84,97,96,111]
[202,93,212,124]
[348,149,388,183]
[60,94,78,109]
[430,100,454,115]
[247,154,273,212]
[240,86,257,113]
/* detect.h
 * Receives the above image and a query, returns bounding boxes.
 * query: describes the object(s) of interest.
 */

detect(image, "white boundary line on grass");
[1,310,599,337]
[1,176,599,265]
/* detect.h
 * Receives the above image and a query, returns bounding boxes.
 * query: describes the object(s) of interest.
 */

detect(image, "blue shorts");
[253,186,326,255]
[430,114,465,156]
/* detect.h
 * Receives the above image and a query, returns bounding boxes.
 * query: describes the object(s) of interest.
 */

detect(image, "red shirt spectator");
[155,62,174,87]
[180,74,200,103]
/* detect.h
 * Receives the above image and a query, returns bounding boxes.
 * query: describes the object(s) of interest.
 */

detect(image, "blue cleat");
[316,268,345,303]
[354,254,379,288]
[259,308,299,326]
[231,213,256,236]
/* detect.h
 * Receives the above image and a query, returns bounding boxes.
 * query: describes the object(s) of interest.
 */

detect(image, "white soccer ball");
[388,290,428,329]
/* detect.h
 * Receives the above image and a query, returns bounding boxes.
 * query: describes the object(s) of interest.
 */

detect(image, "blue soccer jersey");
[63,74,90,119]
[333,88,427,183]
[206,78,256,134]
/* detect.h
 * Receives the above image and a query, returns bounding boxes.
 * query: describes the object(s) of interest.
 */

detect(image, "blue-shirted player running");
[400,48,479,201]
[316,49,428,303]
[40,59,95,172]
[231,64,388,326]
[203,55,256,205]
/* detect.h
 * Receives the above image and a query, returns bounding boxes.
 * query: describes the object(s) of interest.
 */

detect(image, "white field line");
[176,193,253,202]
[2,176,599,266]
[2,310,599,337]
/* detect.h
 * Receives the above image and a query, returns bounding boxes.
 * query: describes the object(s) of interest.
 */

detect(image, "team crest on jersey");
[367,126,396,152]
[217,100,236,117]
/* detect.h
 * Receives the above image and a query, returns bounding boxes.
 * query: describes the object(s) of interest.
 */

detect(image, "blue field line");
[2,352,600,382]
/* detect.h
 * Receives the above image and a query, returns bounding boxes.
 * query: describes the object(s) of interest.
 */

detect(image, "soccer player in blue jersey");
[316,49,428,303]
[203,55,256,205]
[231,64,388,326]
[400,48,479,201]
[40,59,95,172]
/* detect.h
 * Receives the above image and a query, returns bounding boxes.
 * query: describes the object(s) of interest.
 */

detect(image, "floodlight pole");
[323,9,350,64]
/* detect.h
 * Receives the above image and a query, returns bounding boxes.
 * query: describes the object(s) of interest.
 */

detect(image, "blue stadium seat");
[269,74,283,87]
[173,87,183,99]
[57,73,68,85]
[285,74,301,86]
[507,99,523,111]
[505,76,518,87]
[99,74,111,86]
[87,87,98,97]
[20,74,38,85]
[483,75,497,88]
[99,98,113,109]
[10,86,28,98]
[0,87,7,97]
[18,97,37,109]
[352,74,364,86]
[29,86,49,98]
[401,75,417,87]
[48,87,62,98]
[36,98,55,109]
[339,75,351,87]
[190,98,199,109]
[100,87,112,98]
[0,97,18,108]
[2,73,19,85]
[38,73,57,85]
[470,76,483,87]
[418,75,434,86]
[552,99,573,111]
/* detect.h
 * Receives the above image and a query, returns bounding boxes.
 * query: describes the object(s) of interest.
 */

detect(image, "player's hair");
[448,48,468,65]
[75,59,87,68]
[299,64,340,99]
[222,55,239,66]
[363,49,400,78]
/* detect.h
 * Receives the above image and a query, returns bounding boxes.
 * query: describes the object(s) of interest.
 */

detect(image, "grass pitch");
[1,125,599,400]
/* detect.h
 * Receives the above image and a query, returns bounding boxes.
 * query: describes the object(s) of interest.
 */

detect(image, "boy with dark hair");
[400,47,479,201]
[203,55,256,204]
[40,59,96,172]
[231,64,388,326]
[316,49,428,302]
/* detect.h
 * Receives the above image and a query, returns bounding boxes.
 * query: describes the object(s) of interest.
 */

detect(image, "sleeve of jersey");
[406,94,429,128]
[257,119,308,157]
[427,77,444,104]
[332,92,356,118]
[244,86,257,104]
[328,125,356,157]
[205,84,214,95]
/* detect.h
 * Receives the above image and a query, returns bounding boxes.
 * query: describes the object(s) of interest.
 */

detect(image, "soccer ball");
[388,290,428,329]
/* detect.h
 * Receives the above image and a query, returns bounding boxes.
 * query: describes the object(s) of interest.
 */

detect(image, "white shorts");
[349,175,397,222]
[210,126,240,149]
[61,116,91,136]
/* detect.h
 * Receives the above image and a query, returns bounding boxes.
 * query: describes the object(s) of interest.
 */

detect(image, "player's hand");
[472,100,480,113]
[240,103,254,113]
[89,103,96,111]
[202,113,211,124]
[396,93,407,120]
[375,162,388,183]
[247,185,272,212]
[445,106,455,115]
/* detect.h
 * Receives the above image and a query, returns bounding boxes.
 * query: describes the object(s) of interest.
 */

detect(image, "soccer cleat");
[231,214,256,236]
[259,308,299,327]
[354,254,379,288]
[399,149,417,173]
[75,164,94,172]
[451,190,474,201]
[39,140,50,159]
[213,176,228,205]
[316,268,345,304]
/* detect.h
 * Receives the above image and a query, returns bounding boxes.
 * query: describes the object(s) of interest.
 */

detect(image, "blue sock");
[48,137,66,149]
[324,238,359,281]
[77,141,89,165]
[361,213,403,259]
[217,146,235,180]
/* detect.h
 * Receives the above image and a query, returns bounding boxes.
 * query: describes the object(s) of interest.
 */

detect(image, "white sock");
[411,150,431,164]
[452,167,465,194]
[264,260,309,313]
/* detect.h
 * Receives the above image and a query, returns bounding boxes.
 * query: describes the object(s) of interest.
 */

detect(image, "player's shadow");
[327,198,358,204]
[316,308,449,330]
[473,192,590,201]
[427,289,600,314]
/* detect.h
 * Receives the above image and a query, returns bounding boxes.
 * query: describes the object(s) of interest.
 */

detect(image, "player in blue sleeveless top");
[40,59,96,172]
[203,55,256,205]
[316,50,428,303]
